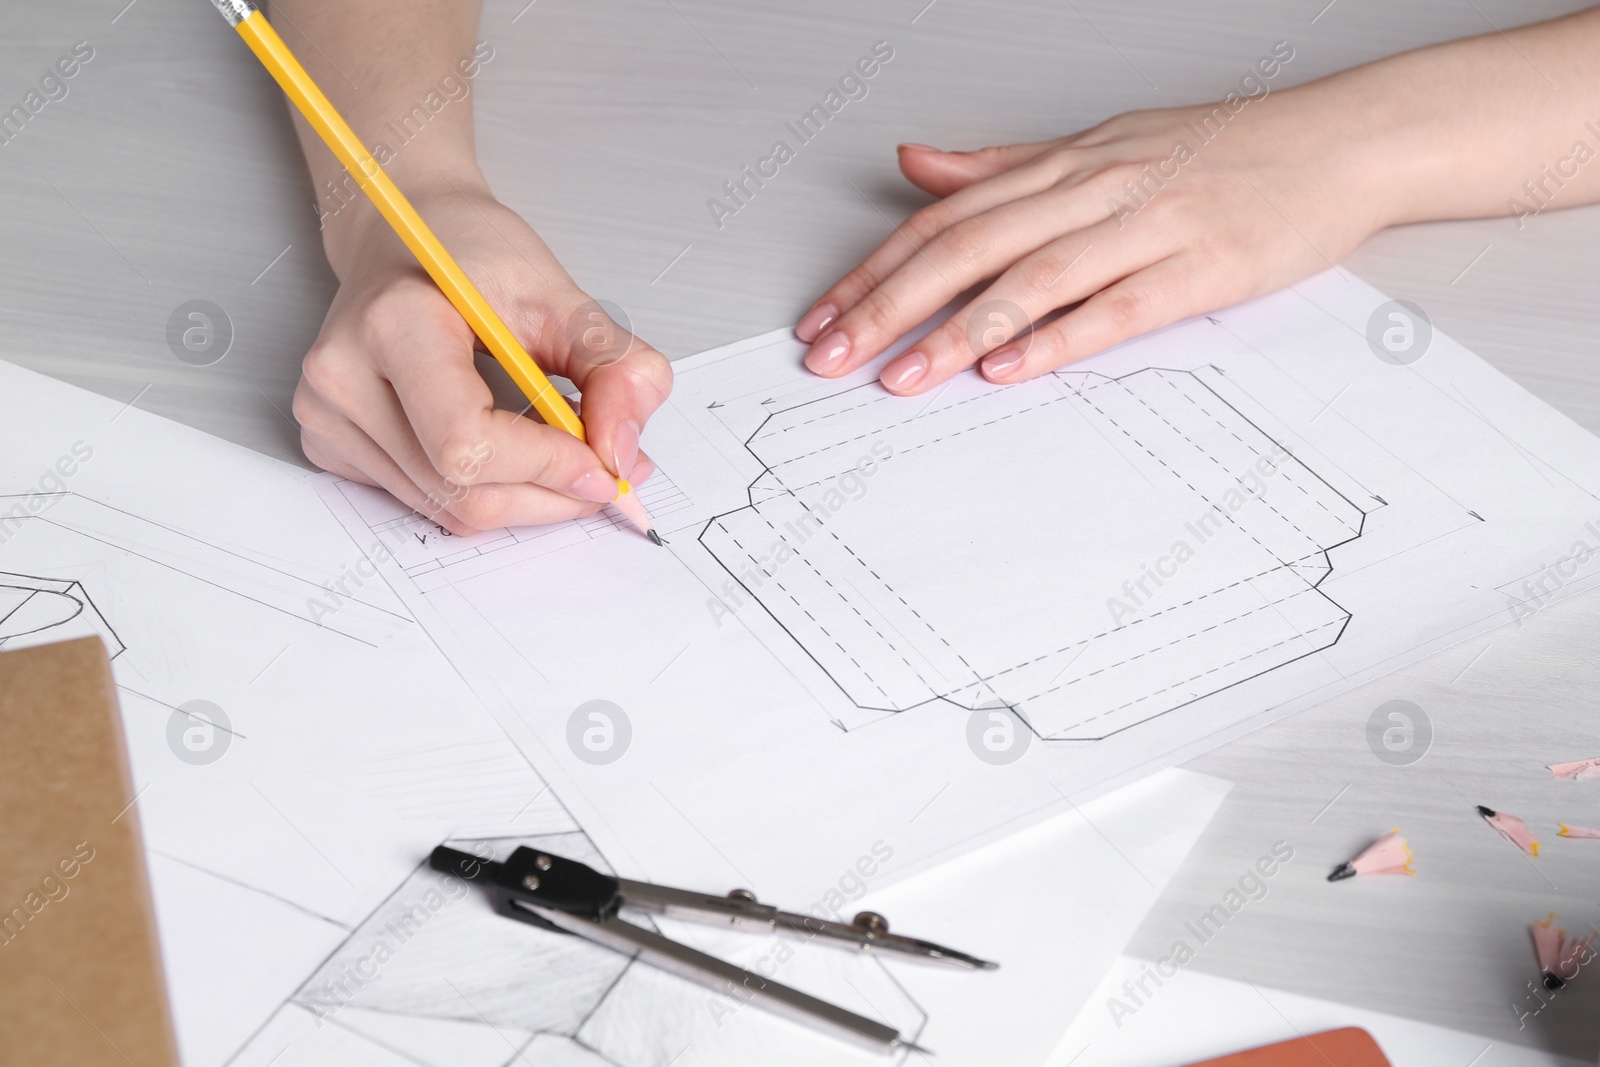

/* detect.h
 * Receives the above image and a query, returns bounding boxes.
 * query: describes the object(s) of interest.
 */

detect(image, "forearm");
[1283,6,1600,229]
[266,0,492,278]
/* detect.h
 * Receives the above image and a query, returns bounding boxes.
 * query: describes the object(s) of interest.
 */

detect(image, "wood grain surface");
[1,0,1596,1058]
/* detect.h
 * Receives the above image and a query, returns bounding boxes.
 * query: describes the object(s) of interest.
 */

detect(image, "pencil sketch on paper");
[321,357,1381,747]
[331,467,694,591]
[0,484,923,1067]
[231,831,926,1067]
[0,491,411,650]
[0,569,124,656]
[699,367,1370,739]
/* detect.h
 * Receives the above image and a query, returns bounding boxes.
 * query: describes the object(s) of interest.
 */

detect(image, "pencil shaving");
[1547,757,1600,780]
[1557,823,1600,839]
[1477,805,1540,856]
[1533,913,1597,990]
[1328,829,1414,881]
[1560,931,1596,976]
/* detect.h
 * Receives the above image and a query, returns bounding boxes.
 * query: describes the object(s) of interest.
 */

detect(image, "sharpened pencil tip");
[647,528,664,546]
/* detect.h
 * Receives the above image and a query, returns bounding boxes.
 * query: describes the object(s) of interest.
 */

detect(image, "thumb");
[897,139,1064,196]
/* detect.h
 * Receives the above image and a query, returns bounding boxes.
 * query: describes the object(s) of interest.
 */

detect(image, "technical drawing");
[700,367,1369,740]
[0,491,410,649]
[335,469,693,591]
[0,571,124,656]
[0,486,926,1067]
[231,831,927,1067]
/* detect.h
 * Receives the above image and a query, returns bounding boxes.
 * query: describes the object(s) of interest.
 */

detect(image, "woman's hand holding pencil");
[294,184,670,537]
[256,0,672,538]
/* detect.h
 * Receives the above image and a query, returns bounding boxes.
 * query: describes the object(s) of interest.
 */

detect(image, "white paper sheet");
[0,359,1226,1066]
[858,768,1232,1067]
[0,361,578,1064]
[318,269,1600,906]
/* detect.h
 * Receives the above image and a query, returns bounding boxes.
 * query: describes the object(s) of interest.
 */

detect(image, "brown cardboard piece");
[0,636,180,1066]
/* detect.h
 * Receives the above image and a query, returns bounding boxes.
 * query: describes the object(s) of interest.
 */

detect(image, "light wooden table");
[3,0,1597,1058]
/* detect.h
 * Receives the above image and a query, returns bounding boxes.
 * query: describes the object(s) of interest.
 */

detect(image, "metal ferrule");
[209,0,258,27]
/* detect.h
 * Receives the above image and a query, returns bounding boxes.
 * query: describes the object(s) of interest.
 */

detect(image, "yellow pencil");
[209,0,659,543]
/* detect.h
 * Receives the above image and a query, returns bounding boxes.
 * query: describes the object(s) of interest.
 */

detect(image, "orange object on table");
[1187,1027,1392,1067]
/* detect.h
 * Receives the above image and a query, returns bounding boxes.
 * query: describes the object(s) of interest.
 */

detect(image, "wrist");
[1255,75,1428,238]
[1275,34,1527,233]
[316,153,493,281]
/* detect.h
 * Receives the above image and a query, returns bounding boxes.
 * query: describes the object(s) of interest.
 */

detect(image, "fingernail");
[982,346,1025,381]
[882,351,928,392]
[570,468,619,503]
[804,330,851,375]
[796,302,839,343]
[898,143,939,152]
[611,418,640,479]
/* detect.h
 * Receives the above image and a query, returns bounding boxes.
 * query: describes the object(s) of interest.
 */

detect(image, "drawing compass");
[430,845,996,1054]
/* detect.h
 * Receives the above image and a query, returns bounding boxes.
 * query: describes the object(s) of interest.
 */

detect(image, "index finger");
[538,297,675,481]
[375,310,624,504]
